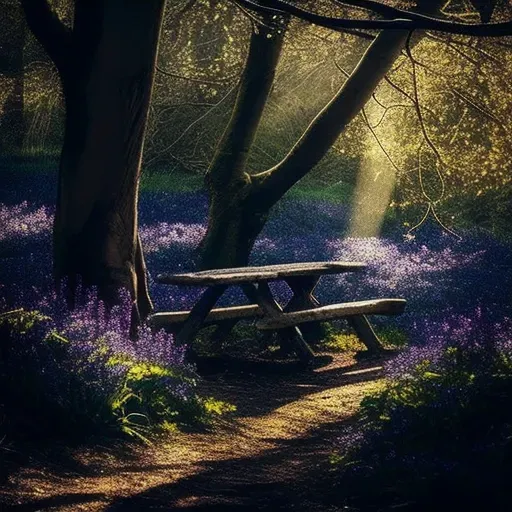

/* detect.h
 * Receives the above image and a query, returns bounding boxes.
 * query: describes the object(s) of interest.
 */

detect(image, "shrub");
[332,310,512,510]
[0,292,234,442]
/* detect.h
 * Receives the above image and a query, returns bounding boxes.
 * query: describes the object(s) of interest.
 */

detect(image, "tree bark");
[200,181,271,268]
[22,0,166,320]
[200,14,289,268]
[201,1,444,270]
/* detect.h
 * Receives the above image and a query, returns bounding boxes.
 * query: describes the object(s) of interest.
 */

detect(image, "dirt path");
[3,353,386,511]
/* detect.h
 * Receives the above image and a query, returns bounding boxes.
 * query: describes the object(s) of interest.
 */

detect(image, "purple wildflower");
[140,222,206,254]
[329,237,483,296]
[0,201,53,241]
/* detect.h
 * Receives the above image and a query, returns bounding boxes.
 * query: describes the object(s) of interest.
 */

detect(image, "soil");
[0,352,388,511]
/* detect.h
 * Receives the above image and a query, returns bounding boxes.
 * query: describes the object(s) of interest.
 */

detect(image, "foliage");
[376,326,409,349]
[0,296,234,442]
[442,182,512,243]
[332,310,512,509]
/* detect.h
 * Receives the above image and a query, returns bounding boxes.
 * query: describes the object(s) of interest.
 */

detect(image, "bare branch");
[382,75,436,119]
[361,107,402,173]
[405,52,511,135]
[405,34,446,202]
[370,103,414,129]
[145,83,238,167]
[426,32,502,66]
[156,65,239,86]
[235,0,512,36]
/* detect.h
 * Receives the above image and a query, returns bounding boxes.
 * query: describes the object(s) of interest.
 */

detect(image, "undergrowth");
[332,310,512,510]
[0,303,234,444]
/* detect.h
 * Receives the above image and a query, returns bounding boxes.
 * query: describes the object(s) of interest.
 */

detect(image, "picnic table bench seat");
[149,304,264,330]
[256,298,407,329]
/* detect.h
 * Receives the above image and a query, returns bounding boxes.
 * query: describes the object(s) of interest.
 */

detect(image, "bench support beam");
[175,285,227,346]
[209,319,239,351]
[284,275,325,344]
[348,315,384,354]
[243,282,315,364]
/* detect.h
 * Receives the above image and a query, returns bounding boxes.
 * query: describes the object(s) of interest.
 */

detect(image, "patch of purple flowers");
[333,305,512,509]
[51,288,189,369]
[329,237,483,297]
[385,308,512,380]
[140,222,206,254]
[0,285,198,432]
[0,201,53,242]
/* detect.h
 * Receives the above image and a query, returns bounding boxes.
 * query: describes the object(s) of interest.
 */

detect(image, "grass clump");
[320,326,408,353]
[321,331,365,353]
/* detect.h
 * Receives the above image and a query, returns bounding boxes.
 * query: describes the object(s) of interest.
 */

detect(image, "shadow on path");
[103,417,352,512]
[195,352,390,419]
[2,353,389,511]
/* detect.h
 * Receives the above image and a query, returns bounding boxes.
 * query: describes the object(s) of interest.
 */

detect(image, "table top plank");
[156,261,366,286]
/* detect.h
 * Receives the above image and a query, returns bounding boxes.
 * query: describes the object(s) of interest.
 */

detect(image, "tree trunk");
[200,177,269,268]
[0,1,26,154]
[22,0,166,320]
[201,14,288,269]
[201,1,444,270]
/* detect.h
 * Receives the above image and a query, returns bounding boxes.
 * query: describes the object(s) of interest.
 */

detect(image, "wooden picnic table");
[154,261,406,365]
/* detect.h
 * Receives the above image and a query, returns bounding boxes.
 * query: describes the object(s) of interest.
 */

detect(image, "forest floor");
[1,351,387,511]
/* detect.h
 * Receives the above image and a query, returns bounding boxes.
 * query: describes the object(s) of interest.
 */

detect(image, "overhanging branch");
[249,0,447,207]
[235,0,512,37]
[252,27,412,206]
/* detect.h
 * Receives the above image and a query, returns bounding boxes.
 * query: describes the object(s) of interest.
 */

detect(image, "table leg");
[243,282,315,364]
[176,285,227,346]
[284,276,325,344]
[210,319,239,352]
[348,315,385,354]
[242,283,293,355]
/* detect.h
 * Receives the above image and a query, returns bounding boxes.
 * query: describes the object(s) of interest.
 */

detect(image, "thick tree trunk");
[200,178,269,268]
[202,27,411,268]
[55,1,165,318]
[0,1,26,154]
[22,0,166,320]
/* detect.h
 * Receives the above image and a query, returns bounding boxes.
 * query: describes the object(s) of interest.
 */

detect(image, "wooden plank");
[348,315,384,354]
[156,261,366,286]
[149,304,263,329]
[256,299,406,330]
[175,285,227,346]
[243,282,315,364]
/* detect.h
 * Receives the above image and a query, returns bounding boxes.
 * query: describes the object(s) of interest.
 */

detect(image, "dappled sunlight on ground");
[4,353,383,511]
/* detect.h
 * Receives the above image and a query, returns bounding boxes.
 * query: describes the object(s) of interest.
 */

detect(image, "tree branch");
[235,0,512,37]
[205,13,289,189]
[405,35,446,201]
[251,0,447,207]
[156,65,239,86]
[252,27,412,206]
[20,0,72,71]
[405,51,510,136]
[145,82,239,167]
[361,107,402,173]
